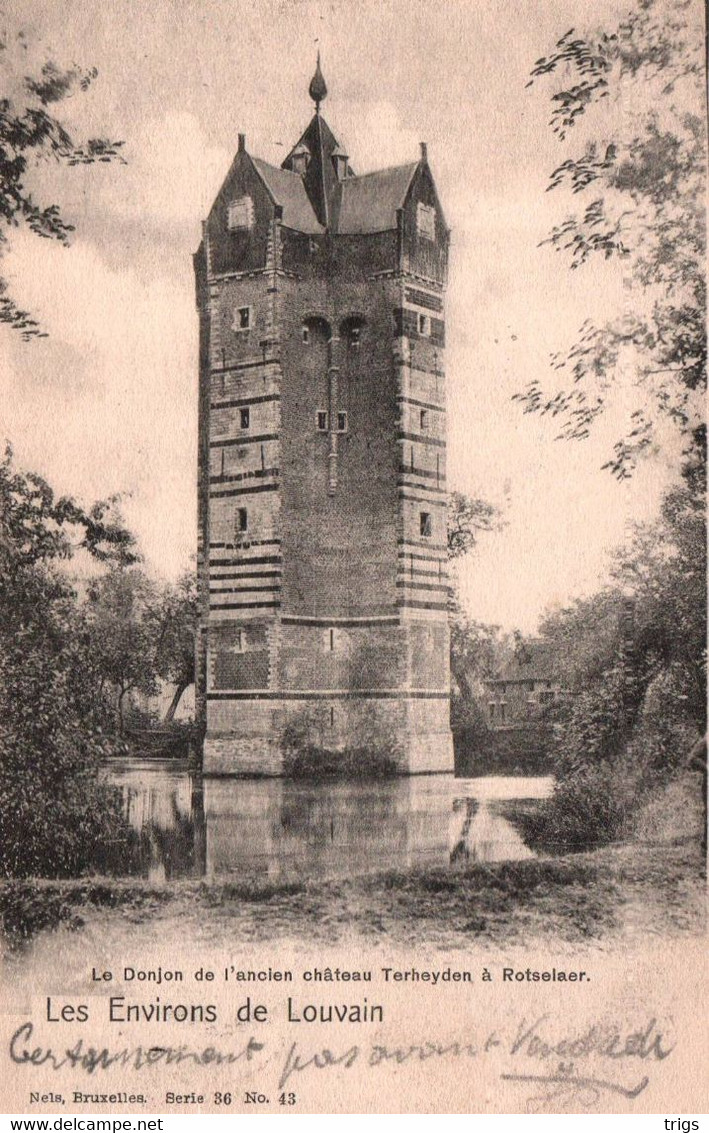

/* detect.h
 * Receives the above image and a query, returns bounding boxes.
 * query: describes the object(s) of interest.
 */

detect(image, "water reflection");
[107,759,552,883]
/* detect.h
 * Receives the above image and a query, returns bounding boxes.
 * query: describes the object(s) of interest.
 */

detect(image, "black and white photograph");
[0,0,706,1117]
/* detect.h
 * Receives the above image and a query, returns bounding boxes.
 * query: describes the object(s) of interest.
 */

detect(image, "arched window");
[339,315,366,349]
[301,315,331,345]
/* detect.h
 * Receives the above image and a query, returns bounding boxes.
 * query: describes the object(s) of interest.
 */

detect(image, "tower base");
[202,694,453,777]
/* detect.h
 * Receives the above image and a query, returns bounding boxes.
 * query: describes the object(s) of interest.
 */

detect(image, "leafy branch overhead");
[0,443,138,571]
[515,0,706,481]
[0,32,125,338]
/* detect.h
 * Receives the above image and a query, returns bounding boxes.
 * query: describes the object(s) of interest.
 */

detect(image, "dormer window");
[332,145,349,182]
[417,202,436,240]
[228,196,254,231]
[291,144,310,176]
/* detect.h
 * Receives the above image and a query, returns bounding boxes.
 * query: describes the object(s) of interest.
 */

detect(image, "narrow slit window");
[337,411,348,433]
[329,629,335,651]
[302,324,310,344]
[420,511,432,537]
[317,411,328,432]
[420,409,428,431]
[329,706,335,727]
[236,507,248,533]
[418,313,430,337]
[240,407,250,429]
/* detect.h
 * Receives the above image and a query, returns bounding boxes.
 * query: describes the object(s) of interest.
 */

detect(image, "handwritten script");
[9,1014,674,1111]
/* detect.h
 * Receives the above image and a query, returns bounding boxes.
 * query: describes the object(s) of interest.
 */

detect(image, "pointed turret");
[282,57,354,228]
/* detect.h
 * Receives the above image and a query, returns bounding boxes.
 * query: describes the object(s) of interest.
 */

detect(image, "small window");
[234,306,251,332]
[417,202,436,240]
[317,411,329,431]
[228,196,254,230]
[236,507,248,533]
[302,325,310,344]
[329,629,335,651]
[336,411,348,433]
[489,703,496,720]
[500,703,507,723]
[234,629,244,653]
[420,511,432,537]
[240,407,250,429]
[420,409,428,431]
[350,326,361,347]
[418,313,430,337]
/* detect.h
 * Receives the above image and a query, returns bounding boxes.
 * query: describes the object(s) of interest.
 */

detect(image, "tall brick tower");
[194,60,453,774]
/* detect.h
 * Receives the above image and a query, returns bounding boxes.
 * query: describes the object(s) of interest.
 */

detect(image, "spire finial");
[309,51,327,112]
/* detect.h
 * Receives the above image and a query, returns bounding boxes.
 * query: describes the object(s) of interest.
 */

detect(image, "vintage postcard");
[0,0,706,1117]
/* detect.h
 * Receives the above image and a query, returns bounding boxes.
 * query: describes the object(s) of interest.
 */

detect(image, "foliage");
[0,449,136,878]
[85,567,161,733]
[532,758,643,850]
[153,571,198,721]
[282,745,399,780]
[0,23,124,337]
[280,707,400,779]
[447,491,505,560]
[0,442,138,571]
[515,0,706,481]
[449,613,501,699]
[534,476,705,846]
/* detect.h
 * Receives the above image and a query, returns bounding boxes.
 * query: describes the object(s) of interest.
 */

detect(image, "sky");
[0,0,686,630]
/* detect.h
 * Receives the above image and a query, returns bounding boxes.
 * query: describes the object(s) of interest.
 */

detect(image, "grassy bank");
[1,775,704,953]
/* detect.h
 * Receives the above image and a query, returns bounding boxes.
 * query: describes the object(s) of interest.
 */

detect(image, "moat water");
[105,759,553,882]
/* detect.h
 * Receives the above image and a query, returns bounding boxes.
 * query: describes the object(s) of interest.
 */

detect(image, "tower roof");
[337,162,418,233]
[251,157,325,234]
[282,110,346,228]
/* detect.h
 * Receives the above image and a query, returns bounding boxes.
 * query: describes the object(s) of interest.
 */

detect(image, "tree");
[85,566,162,734]
[515,0,706,482]
[446,490,507,727]
[0,447,135,877]
[447,490,505,560]
[0,22,124,337]
[0,442,138,571]
[153,570,198,722]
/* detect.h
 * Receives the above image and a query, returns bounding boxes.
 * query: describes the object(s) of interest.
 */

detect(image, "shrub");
[280,707,399,779]
[533,759,644,851]
[283,744,398,779]
[0,570,131,878]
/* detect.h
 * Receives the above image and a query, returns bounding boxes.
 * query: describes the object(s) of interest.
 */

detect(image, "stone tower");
[194,60,453,774]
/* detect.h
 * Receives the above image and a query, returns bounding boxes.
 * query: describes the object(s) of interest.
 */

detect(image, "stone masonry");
[194,61,454,774]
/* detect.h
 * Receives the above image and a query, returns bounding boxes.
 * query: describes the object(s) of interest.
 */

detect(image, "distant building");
[193,59,453,774]
[483,641,562,729]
